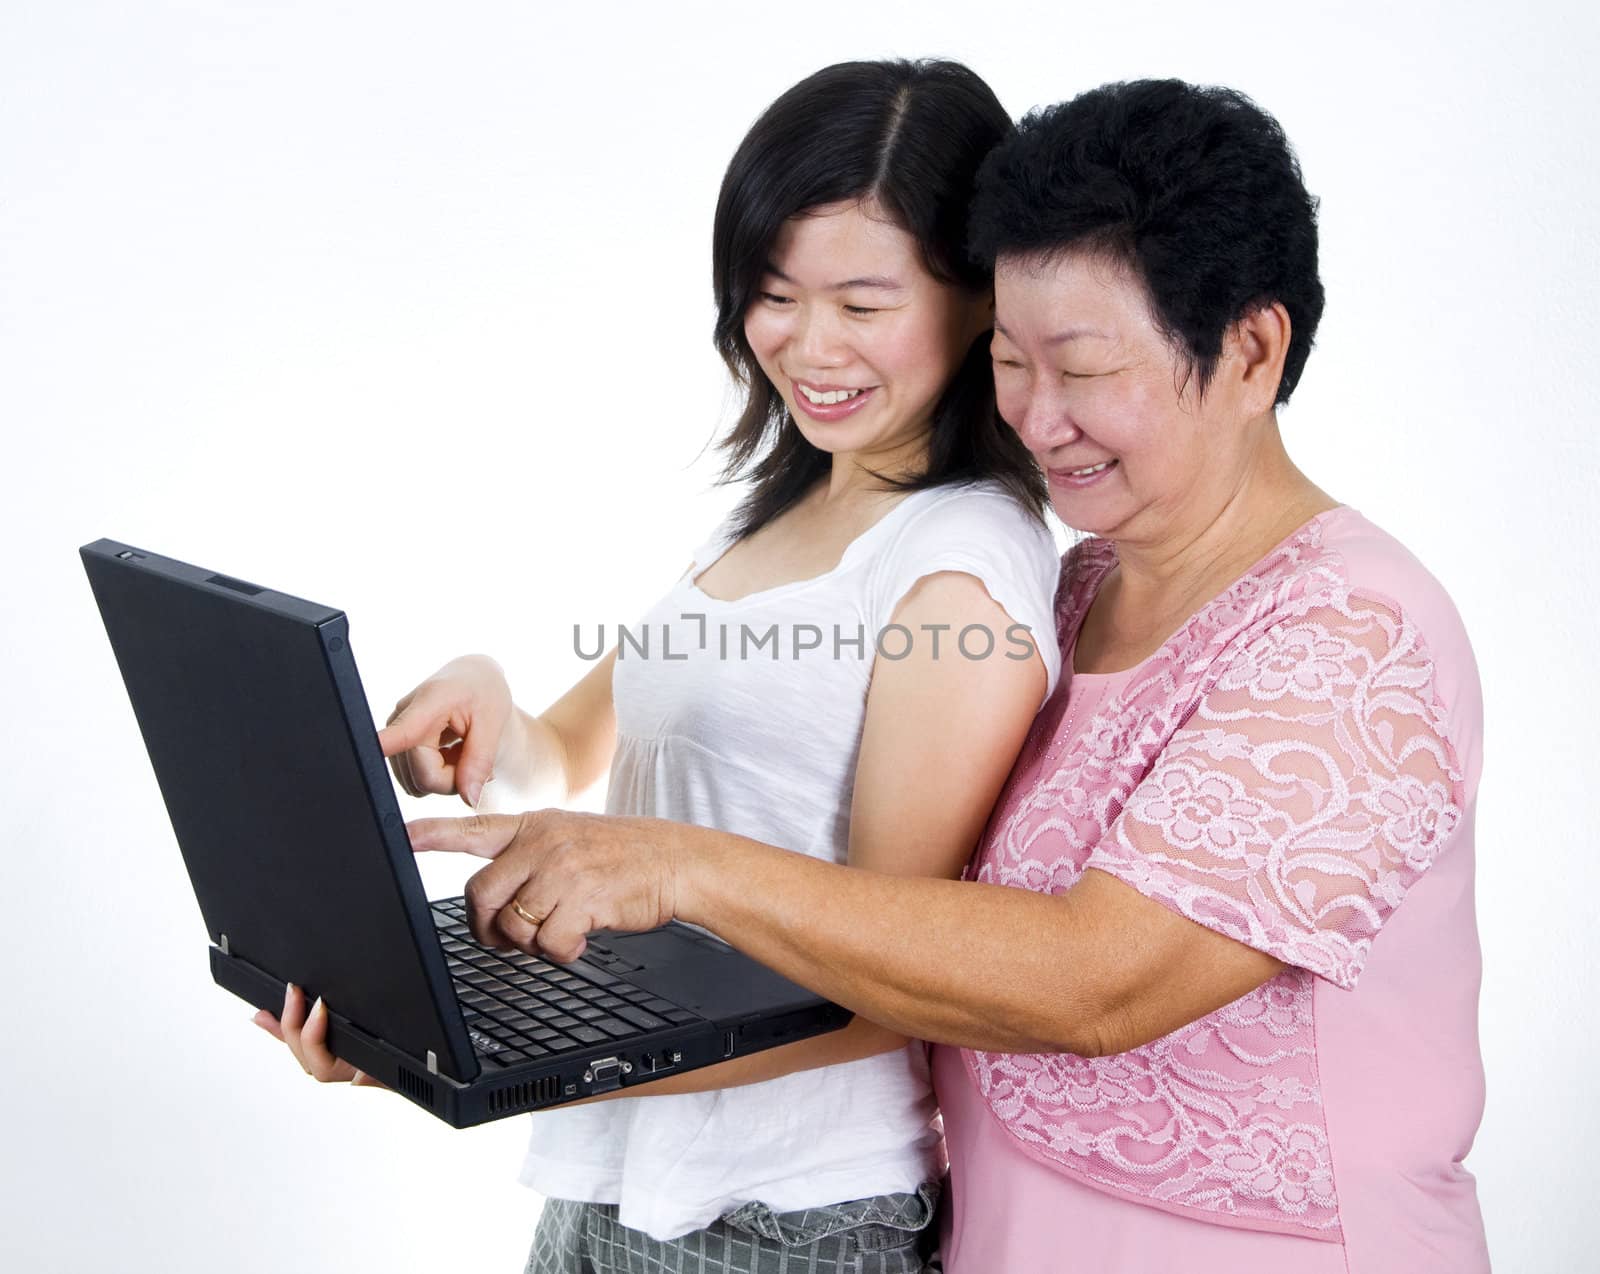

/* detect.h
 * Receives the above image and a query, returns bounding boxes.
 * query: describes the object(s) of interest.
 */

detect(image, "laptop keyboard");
[431,899,702,1066]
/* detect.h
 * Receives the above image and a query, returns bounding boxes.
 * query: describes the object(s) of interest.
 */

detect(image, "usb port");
[722,1030,736,1059]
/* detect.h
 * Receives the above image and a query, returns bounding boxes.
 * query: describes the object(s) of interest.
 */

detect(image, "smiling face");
[743,199,988,474]
[991,249,1255,540]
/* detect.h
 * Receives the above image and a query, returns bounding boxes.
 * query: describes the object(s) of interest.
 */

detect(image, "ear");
[1228,301,1292,415]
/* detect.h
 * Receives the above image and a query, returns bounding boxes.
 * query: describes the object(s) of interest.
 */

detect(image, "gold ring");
[510,898,542,927]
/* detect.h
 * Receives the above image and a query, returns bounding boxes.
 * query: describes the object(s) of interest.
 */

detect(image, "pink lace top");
[945,507,1489,1271]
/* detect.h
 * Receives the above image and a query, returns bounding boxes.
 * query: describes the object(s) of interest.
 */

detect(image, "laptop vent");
[488,1074,561,1115]
[395,1067,436,1109]
[205,572,263,597]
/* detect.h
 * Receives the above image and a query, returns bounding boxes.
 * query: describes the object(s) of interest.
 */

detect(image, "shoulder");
[872,481,1058,586]
[689,509,742,572]
[1223,507,1484,791]
[887,479,1053,549]
[869,481,1057,588]
[1318,508,1483,788]
[869,481,1064,696]
[1312,509,1474,651]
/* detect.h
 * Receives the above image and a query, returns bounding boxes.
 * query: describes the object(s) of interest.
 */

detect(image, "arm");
[676,838,1283,1057]
[413,810,1281,1057]
[846,571,1046,880]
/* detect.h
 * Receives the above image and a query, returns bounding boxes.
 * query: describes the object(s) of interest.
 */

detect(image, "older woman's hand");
[406,810,688,961]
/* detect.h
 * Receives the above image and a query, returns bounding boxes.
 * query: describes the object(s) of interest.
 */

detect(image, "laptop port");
[583,1056,625,1093]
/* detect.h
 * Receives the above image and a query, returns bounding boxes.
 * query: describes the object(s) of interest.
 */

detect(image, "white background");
[3,2,1595,1270]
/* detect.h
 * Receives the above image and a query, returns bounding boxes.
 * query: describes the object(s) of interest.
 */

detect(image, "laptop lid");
[81,539,479,1081]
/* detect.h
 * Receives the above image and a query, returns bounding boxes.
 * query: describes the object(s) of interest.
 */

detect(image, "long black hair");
[711,59,1046,539]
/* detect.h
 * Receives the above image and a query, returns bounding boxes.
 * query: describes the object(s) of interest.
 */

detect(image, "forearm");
[503,676,618,805]
[522,649,618,801]
[506,709,580,804]
[674,825,1102,1055]
[563,1016,907,1107]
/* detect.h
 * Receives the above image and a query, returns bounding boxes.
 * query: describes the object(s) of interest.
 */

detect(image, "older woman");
[409,81,1489,1272]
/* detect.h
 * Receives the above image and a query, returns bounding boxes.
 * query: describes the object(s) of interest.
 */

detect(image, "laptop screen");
[81,540,477,1080]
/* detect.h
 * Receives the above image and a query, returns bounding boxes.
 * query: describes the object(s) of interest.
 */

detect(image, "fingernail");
[467,778,484,809]
[351,1069,366,1085]
[312,996,325,1020]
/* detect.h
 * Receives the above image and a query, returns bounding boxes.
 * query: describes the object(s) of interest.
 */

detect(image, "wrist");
[667,821,736,931]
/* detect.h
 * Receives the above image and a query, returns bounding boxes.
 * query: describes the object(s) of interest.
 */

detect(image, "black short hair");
[971,79,1325,405]
[711,59,1045,538]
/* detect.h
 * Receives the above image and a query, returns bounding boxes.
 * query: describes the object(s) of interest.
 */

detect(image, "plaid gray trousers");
[523,1182,941,1274]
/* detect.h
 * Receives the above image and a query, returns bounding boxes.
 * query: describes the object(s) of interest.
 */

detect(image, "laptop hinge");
[219,933,230,956]
[426,1050,438,1076]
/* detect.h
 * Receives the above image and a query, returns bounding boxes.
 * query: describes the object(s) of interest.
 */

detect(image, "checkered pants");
[523,1182,941,1274]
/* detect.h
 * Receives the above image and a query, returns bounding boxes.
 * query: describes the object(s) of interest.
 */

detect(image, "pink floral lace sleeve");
[1087,590,1465,988]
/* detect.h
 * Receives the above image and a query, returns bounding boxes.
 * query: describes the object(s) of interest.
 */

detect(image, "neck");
[1111,420,1336,614]
[818,431,931,506]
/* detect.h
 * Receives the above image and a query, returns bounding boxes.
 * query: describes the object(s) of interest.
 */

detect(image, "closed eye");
[759,292,794,306]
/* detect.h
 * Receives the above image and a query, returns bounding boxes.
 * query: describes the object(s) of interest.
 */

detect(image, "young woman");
[259,60,1062,1271]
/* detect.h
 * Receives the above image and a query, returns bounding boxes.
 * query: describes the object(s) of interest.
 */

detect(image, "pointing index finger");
[377,712,433,759]
[406,813,522,859]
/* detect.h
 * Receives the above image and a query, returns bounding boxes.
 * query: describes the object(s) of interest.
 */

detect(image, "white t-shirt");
[519,479,1063,1240]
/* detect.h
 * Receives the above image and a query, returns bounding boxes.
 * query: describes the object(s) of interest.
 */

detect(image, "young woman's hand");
[378,654,518,808]
[251,983,387,1088]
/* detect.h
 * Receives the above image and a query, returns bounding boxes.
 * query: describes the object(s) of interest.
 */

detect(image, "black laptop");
[81,538,851,1127]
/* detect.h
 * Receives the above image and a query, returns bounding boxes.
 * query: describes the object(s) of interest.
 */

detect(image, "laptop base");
[213,940,851,1128]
